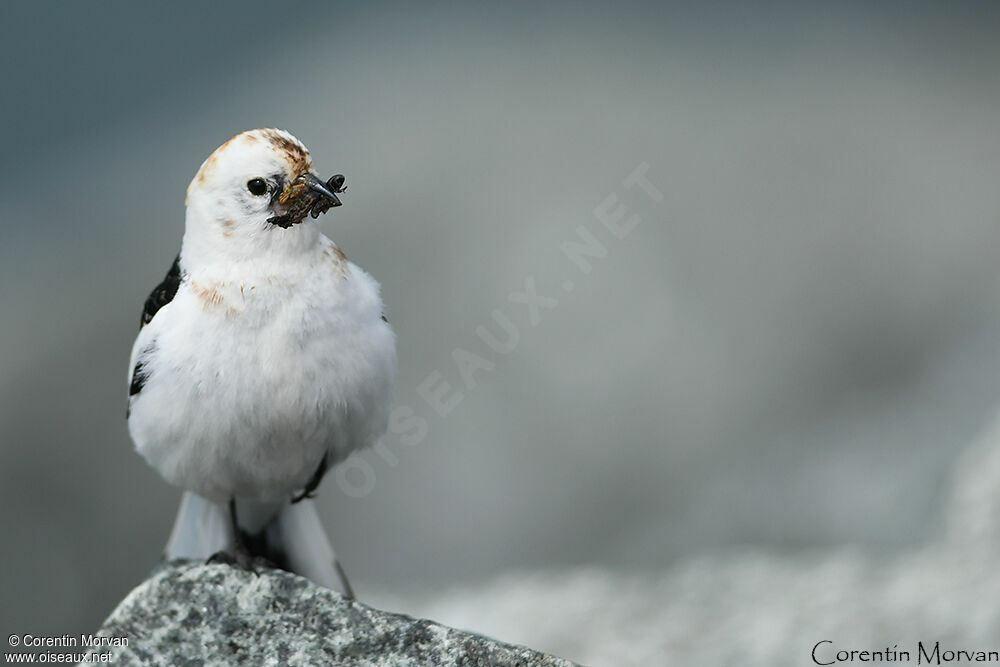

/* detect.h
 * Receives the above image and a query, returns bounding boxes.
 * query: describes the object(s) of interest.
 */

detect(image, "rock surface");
[85,561,578,666]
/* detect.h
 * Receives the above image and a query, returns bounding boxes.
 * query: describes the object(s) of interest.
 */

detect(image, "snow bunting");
[126,129,396,596]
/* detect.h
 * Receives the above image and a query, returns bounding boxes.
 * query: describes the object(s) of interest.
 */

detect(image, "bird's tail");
[164,491,354,598]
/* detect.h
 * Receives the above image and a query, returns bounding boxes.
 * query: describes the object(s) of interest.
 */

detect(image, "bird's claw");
[206,549,278,576]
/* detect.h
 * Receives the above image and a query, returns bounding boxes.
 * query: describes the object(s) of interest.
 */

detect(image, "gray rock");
[83,561,579,666]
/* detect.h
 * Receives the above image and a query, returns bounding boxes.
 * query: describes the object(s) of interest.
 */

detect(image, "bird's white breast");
[127,236,396,503]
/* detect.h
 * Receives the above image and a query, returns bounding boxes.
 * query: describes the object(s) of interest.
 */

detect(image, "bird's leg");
[206,499,273,574]
[228,498,249,555]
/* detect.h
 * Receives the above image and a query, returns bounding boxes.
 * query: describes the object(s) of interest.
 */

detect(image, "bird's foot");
[206,549,279,576]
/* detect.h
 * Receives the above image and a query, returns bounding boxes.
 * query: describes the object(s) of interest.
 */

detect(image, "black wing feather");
[129,358,149,397]
[129,255,182,416]
[141,253,183,328]
[291,453,329,503]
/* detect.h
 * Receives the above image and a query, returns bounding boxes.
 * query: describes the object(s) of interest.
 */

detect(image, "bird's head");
[183,129,345,258]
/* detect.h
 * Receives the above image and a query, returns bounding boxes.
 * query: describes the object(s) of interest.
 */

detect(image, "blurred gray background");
[3,0,1000,660]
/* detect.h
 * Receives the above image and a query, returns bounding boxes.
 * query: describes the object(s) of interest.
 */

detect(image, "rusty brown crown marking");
[259,129,312,174]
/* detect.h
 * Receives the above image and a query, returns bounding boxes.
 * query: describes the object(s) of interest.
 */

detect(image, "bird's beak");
[270,172,347,227]
[304,173,342,208]
[277,173,343,208]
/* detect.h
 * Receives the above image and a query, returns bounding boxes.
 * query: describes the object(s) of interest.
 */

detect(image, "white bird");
[126,129,396,596]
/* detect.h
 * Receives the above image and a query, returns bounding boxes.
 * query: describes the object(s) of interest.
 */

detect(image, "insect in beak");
[306,174,346,219]
[268,173,347,227]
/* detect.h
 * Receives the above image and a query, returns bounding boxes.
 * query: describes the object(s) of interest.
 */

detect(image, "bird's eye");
[247,178,268,196]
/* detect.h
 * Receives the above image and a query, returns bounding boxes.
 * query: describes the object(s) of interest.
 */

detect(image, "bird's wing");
[141,253,183,328]
[128,253,183,411]
[265,499,355,597]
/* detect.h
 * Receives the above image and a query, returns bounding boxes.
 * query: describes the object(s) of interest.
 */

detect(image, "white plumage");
[126,129,396,595]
